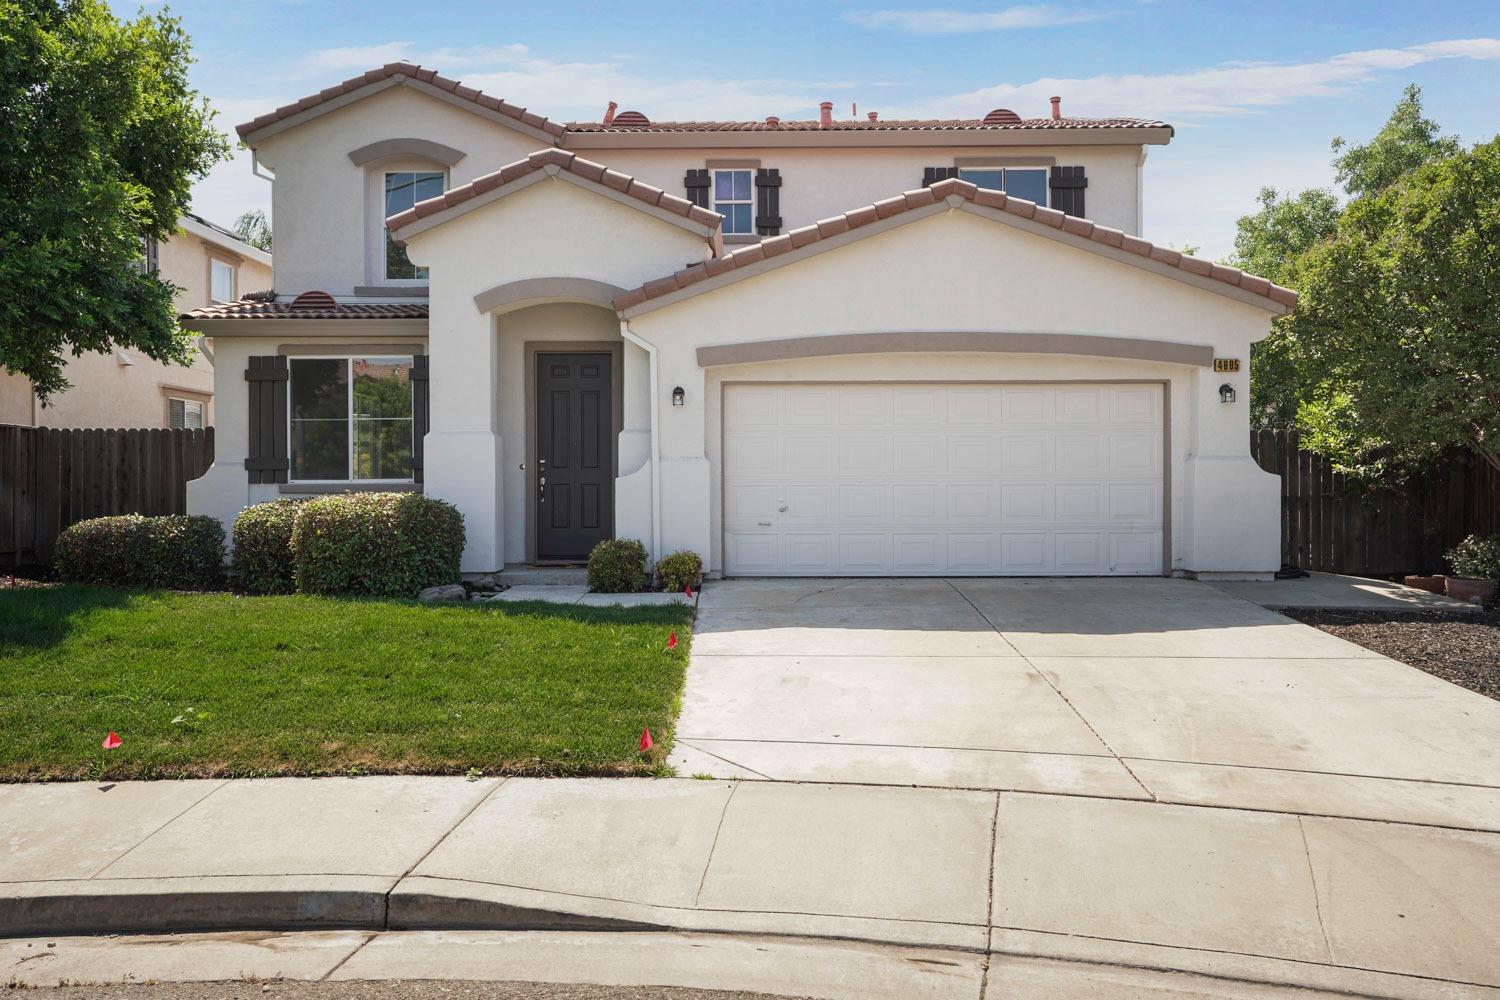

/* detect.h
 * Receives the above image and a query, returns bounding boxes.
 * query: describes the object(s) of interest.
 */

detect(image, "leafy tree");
[1233,86,1460,429]
[0,0,230,401]
[1332,84,1461,199]
[232,210,272,252]
[1289,137,1500,476]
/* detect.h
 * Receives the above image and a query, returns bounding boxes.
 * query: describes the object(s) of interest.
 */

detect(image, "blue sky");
[136,0,1500,259]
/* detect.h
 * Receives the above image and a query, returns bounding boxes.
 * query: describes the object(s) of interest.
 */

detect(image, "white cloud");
[884,38,1500,120]
[844,5,1110,33]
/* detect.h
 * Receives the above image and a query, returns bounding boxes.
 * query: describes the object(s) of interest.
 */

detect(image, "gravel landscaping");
[1283,607,1500,700]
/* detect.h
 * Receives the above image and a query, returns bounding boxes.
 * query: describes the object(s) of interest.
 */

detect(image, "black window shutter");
[684,168,710,209]
[411,354,429,484]
[244,355,289,484]
[755,168,782,236]
[922,166,959,187]
[1049,166,1088,217]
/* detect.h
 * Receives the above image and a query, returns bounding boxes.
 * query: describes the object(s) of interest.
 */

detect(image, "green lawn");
[0,585,693,781]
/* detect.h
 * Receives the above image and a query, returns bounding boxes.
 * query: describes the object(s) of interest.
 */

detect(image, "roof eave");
[562,126,1173,150]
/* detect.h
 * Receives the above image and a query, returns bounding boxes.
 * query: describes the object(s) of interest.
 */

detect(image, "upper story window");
[384,171,444,281]
[713,169,754,235]
[289,356,414,482]
[210,258,235,303]
[958,167,1049,207]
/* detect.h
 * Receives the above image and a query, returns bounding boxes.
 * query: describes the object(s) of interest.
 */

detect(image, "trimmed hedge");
[232,499,305,595]
[587,538,648,593]
[54,515,225,590]
[655,550,702,592]
[291,492,464,598]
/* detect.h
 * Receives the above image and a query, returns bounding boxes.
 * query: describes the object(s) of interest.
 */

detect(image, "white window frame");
[712,168,755,236]
[382,170,445,283]
[168,397,204,430]
[957,166,1049,207]
[287,355,416,485]
[209,258,235,303]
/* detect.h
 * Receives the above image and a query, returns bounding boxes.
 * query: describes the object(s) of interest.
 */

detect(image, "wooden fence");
[0,424,214,569]
[1253,429,1500,577]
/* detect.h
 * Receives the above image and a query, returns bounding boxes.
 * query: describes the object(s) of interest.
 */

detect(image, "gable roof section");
[614,177,1296,317]
[385,148,724,246]
[238,63,566,146]
[567,116,1169,134]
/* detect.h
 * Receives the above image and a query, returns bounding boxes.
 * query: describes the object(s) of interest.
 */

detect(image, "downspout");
[617,319,661,558]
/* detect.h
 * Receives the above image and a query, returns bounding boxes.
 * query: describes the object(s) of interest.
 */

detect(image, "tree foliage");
[1331,84,1462,199]
[0,0,230,400]
[1231,86,1467,436]
[233,210,272,252]
[1289,137,1500,476]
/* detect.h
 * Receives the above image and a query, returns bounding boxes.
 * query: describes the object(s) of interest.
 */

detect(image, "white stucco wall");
[626,208,1281,576]
[254,86,552,296]
[576,143,1146,236]
[400,175,710,571]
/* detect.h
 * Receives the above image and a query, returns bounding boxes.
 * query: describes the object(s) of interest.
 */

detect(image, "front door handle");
[538,475,546,503]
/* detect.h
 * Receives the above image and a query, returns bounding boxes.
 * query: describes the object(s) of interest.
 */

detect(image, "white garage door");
[723,382,1164,576]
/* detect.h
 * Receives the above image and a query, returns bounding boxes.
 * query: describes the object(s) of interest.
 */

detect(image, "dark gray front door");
[536,352,613,561]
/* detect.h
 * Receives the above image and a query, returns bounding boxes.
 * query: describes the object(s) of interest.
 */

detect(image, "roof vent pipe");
[1050,95,1061,121]
[867,111,878,123]
[603,101,618,124]
[819,101,833,128]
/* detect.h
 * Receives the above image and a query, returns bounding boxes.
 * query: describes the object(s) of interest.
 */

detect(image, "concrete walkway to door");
[670,577,1500,831]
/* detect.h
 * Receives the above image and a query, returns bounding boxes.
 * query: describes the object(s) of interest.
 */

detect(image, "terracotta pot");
[1444,576,1497,605]
[1403,575,1446,595]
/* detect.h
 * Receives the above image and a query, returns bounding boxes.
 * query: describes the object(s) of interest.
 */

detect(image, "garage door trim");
[718,378,1172,577]
[698,331,1214,369]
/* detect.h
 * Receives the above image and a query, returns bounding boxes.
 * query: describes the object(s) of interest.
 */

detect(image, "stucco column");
[425,301,504,573]
[655,341,711,561]
[1182,363,1279,578]
[186,337,279,550]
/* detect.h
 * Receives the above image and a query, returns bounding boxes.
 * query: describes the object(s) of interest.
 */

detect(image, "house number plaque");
[1213,358,1241,373]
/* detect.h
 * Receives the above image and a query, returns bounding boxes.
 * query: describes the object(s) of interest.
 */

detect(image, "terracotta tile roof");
[181,299,429,322]
[237,63,566,142]
[385,147,724,235]
[614,177,1295,313]
[565,116,1170,134]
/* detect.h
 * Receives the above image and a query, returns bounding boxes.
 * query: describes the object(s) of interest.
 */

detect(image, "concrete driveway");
[671,577,1500,830]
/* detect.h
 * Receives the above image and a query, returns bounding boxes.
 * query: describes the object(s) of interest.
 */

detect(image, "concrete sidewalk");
[3,776,1497,999]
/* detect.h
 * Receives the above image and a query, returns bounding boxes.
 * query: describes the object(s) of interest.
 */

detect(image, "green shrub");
[587,538,648,593]
[291,492,464,598]
[54,514,225,590]
[655,550,703,592]
[232,499,305,595]
[1447,534,1500,581]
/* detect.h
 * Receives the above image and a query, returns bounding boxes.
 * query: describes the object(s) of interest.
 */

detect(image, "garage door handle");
[757,521,772,527]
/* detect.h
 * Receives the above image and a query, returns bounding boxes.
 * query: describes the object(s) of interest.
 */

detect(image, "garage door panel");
[723,383,1164,576]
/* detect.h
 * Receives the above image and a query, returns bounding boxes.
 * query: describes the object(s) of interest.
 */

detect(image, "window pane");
[169,398,185,429]
[714,170,734,201]
[290,358,349,480]
[1003,168,1049,206]
[731,170,751,200]
[959,168,1003,191]
[354,417,413,480]
[728,203,752,234]
[184,401,204,430]
[385,232,421,279]
[413,171,444,202]
[385,172,416,215]
[352,357,412,419]
[210,260,234,302]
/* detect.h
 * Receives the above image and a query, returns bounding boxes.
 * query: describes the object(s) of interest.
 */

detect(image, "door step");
[493,564,589,587]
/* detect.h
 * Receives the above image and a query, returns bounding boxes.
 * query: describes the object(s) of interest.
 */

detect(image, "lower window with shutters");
[168,397,205,430]
[957,166,1049,206]
[288,356,415,483]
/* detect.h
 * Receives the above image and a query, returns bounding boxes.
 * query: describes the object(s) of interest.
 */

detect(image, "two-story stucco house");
[183,62,1295,579]
[1,214,272,430]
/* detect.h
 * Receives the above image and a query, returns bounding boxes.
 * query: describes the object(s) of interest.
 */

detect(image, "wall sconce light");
[1219,383,1236,404]
[671,386,686,407]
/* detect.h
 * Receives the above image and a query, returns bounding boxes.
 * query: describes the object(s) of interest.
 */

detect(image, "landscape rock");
[418,584,468,603]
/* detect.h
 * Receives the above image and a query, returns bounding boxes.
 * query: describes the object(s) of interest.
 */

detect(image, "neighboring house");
[184,63,1294,579]
[0,214,272,429]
